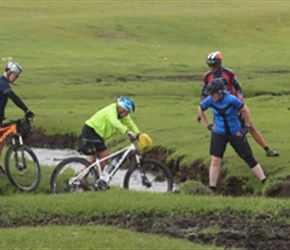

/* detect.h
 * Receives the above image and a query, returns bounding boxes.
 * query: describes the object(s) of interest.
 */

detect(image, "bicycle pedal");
[94,180,109,191]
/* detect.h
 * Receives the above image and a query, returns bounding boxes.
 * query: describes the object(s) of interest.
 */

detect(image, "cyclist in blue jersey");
[0,62,35,176]
[198,51,278,157]
[198,78,267,193]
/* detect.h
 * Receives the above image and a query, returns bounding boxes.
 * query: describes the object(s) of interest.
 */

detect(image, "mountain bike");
[50,137,173,194]
[1,118,41,191]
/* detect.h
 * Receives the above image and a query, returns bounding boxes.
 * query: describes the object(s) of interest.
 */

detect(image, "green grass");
[1,190,290,220]
[1,0,289,196]
[0,225,224,250]
[1,1,290,248]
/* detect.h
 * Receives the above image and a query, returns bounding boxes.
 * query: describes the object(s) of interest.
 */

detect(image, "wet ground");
[1,209,290,250]
[13,130,289,249]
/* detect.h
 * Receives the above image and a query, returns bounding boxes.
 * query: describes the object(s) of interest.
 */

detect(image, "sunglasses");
[208,64,219,68]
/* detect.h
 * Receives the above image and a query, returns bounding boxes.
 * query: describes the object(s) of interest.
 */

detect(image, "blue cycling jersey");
[200,93,244,135]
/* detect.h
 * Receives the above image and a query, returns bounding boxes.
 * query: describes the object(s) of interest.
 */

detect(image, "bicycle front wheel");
[50,157,98,194]
[123,159,173,192]
[5,145,41,192]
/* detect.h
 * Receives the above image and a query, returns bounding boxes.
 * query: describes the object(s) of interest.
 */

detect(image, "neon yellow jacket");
[85,103,140,139]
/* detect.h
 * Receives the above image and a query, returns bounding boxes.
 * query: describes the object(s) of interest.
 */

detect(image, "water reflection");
[32,147,125,187]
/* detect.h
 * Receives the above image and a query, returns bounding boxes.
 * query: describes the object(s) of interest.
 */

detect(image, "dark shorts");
[81,125,107,152]
[210,132,253,159]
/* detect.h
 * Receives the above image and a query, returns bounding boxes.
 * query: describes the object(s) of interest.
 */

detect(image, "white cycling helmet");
[117,96,135,113]
[5,61,22,74]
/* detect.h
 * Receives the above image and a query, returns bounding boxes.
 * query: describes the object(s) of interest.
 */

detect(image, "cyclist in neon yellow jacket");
[81,96,140,178]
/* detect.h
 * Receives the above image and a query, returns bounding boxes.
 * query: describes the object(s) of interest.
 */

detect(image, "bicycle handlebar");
[2,118,24,127]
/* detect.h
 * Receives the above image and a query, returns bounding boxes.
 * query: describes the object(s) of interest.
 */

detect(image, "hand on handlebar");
[25,110,35,122]
[126,130,137,140]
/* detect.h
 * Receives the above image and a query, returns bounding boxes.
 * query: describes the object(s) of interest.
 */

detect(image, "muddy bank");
[1,210,290,250]
[24,128,290,198]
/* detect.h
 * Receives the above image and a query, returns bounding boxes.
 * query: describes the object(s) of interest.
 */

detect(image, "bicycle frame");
[0,124,23,146]
[69,141,142,186]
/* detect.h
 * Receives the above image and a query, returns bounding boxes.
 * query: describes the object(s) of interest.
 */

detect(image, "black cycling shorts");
[81,124,107,152]
[210,132,253,159]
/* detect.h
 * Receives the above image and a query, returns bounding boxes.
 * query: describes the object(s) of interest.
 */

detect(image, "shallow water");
[32,147,126,187]
[32,147,175,192]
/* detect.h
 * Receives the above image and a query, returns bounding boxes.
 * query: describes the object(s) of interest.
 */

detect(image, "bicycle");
[1,118,41,191]
[50,136,173,194]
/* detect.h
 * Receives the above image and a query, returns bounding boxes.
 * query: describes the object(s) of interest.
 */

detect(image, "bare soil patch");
[1,210,290,250]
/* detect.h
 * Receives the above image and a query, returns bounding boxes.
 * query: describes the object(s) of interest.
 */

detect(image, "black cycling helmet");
[206,51,222,66]
[205,78,225,95]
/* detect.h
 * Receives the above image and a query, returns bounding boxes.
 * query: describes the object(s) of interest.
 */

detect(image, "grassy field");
[1,0,290,249]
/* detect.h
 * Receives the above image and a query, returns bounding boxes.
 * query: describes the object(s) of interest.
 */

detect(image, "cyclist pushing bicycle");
[0,61,35,177]
[50,96,172,194]
[80,96,144,188]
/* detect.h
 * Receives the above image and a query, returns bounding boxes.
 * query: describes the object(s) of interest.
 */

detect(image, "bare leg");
[96,149,110,171]
[83,149,109,182]
[209,156,223,188]
[251,163,266,181]
[249,124,279,156]
[249,125,267,148]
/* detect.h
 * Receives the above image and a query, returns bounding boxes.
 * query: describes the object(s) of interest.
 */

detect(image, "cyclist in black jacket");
[0,61,35,176]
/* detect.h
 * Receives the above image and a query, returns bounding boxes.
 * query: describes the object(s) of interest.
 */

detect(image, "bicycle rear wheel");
[123,159,173,192]
[5,144,41,192]
[50,157,98,194]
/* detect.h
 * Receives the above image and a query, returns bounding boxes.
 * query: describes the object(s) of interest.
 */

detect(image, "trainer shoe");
[78,180,92,191]
[0,166,6,177]
[266,149,279,157]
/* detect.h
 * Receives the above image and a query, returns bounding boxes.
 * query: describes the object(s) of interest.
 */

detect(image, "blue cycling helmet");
[117,96,135,113]
[5,61,22,74]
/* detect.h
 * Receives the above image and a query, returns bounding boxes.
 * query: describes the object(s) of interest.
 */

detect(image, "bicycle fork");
[13,146,27,175]
[135,154,151,188]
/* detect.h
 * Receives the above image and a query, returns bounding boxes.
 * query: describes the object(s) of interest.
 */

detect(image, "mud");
[1,210,290,250]
[16,129,290,249]
[25,129,289,197]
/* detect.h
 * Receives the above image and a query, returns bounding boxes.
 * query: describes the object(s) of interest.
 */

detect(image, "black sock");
[261,178,267,185]
[264,146,270,152]
[210,186,216,192]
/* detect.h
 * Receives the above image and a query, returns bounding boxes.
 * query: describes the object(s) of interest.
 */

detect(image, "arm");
[232,75,244,102]
[201,74,209,102]
[198,106,211,127]
[122,115,140,134]
[198,97,216,131]
[197,75,209,123]
[239,104,251,128]
[6,91,28,112]
[6,91,35,119]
